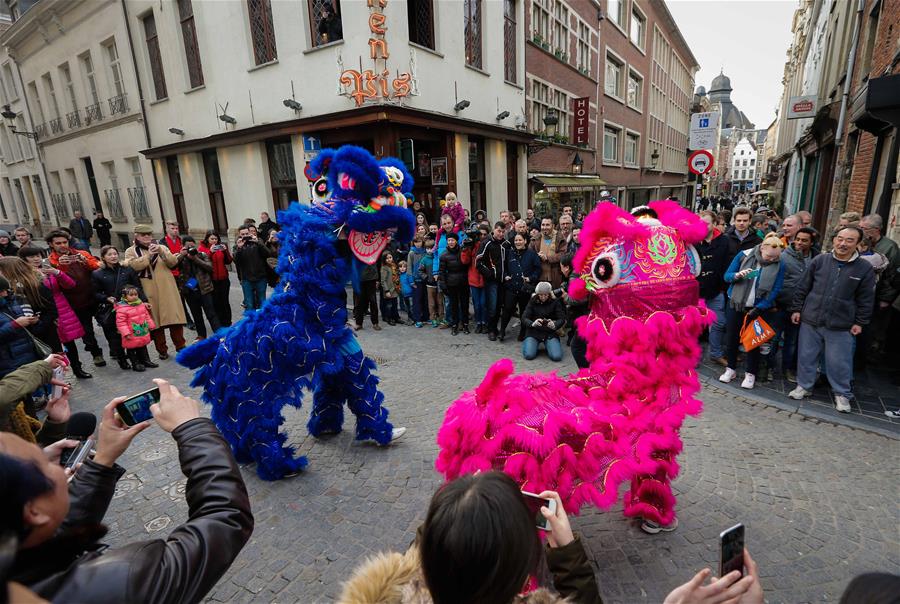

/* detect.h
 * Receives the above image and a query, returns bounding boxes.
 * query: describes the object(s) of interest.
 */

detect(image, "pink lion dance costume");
[436,200,713,526]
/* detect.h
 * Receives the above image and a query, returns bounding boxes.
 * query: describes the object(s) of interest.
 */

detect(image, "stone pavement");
[61,299,899,603]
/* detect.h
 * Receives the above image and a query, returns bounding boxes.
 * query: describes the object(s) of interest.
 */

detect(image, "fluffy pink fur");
[435,201,714,524]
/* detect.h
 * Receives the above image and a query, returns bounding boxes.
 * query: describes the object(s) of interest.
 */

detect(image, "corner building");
[126,0,530,236]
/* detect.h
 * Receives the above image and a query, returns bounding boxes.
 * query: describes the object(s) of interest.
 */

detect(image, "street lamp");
[543,109,558,135]
[572,152,583,174]
[650,148,660,169]
[1,104,37,139]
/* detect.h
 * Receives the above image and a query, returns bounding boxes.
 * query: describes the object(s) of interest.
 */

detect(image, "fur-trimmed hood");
[338,547,569,604]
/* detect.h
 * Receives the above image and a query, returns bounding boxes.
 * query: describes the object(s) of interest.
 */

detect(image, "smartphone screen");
[61,438,94,469]
[720,524,745,578]
[521,491,555,531]
[116,387,161,426]
[51,366,65,400]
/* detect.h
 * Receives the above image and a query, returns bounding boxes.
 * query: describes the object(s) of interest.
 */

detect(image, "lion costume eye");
[687,245,701,277]
[590,252,621,289]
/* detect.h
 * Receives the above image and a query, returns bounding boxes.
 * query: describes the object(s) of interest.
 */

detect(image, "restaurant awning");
[533,175,606,192]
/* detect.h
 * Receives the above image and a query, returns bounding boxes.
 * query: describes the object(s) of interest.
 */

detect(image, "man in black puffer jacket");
[3,378,254,603]
[438,232,471,335]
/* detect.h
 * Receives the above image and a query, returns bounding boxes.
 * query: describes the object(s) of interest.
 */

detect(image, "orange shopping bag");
[740,314,776,352]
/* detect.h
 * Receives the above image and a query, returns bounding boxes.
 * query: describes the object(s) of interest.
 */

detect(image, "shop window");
[142,14,168,100]
[248,0,278,64]
[177,0,204,88]
[267,139,298,212]
[503,0,516,82]
[310,0,343,47]
[166,156,188,228]
[464,0,482,69]
[408,0,434,50]
[203,150,228,234]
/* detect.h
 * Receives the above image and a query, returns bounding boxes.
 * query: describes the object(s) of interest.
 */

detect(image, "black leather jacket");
[13,418,254,603]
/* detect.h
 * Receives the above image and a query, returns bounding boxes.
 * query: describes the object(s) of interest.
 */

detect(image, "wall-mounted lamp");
[572,152,584,175]
[542,109,559,127]
[454,99,471,112]
[496,110,510,121]
[169,127,185,136]
[650,148,660,169]
[283,99,302,111]
[1,104,37,139]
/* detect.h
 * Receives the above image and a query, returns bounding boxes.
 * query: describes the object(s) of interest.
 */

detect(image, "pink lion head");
[570,200,707,325]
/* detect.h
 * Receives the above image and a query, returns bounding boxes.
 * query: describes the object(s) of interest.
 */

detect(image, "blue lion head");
[308,145,415,243]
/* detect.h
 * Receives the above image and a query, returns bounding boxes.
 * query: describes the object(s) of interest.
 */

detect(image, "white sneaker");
[390,427,407,442]
[788,386,812,400]
[741,373,756,389]
[834,395,852,413]
[719,368,737,383]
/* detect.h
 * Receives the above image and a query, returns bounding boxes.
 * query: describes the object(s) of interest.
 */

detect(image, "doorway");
[81,157,103,214]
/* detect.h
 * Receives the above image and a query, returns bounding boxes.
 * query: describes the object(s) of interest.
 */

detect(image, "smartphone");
[521,491,557,531]
[51,366,65,399]
[60,438,94,469]
[115,387,161,426]
[41,258,53,269]
[719,523,745,578]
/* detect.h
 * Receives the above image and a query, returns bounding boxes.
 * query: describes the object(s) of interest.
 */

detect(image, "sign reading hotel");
[572,97,589,145]
[340,0,412,106]
[786,95,817,119]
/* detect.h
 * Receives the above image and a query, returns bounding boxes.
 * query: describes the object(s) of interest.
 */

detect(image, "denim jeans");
[797,323,855,397]
[704,293,726,359]
[400,295,413,320]
[470,285,486,324]
[241,279,267,310]
[522,337,563,361]
[483,281,500,333]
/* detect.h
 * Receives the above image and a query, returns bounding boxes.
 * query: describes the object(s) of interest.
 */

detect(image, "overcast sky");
[666,0,798,129]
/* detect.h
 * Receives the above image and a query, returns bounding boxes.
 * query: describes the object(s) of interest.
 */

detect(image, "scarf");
[133,243,158,280]
[729,246,780,310]
[385,259,401,293]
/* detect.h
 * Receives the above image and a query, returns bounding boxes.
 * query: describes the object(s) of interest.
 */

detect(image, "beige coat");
[122,244,186,328]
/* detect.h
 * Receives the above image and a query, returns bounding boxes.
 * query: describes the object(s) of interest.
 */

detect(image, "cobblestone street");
[62,292,898,604]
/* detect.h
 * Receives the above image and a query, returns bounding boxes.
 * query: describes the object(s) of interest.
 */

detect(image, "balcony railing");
[34,123,46,139]
[104,188,127,222]
[49,117,64,134]
[84,102,103,125]
[66,109,82,129]
[108,93,128,116]
[128,186,152,221]
[67,192,83,214]
[51,193,69,220]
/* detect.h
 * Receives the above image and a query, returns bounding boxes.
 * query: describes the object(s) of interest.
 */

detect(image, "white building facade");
[729,136,757,193]
[124,0,530,237]
[0,0,163,246]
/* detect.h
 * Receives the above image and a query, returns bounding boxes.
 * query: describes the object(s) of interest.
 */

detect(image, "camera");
[188,247,198,255]
[242,236,253,243]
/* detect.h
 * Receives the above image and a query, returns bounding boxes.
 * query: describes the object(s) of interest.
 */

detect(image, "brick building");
[829,0,899,241]
[524,0,697,214]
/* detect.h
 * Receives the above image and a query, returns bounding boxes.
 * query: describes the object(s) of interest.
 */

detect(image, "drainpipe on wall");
[826,0,865,226]
[120,0,166,227]
[11,57,57,231]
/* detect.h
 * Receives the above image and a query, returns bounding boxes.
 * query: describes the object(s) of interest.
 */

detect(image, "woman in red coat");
[199,231,233,327]
[116,285,156,372]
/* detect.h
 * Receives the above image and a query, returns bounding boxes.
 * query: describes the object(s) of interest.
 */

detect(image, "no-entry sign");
[688,150,714,175]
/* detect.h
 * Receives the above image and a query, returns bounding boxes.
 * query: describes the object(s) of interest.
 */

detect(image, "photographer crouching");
[0,378,253,603]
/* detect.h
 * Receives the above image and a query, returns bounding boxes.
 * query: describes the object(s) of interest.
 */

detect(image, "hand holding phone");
[147,378,201,433]
[535,490,574,548]
[95,396,152,467]
[522,490,557,532]
[720,523,745,578]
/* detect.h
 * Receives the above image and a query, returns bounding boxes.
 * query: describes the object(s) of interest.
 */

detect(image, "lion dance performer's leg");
[308,338,394,444]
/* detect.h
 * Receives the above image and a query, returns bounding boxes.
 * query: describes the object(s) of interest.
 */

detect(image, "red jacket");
[115,301,156,349]
[198,243,233,281]
[460,247,484,288]
[49,249,100,310]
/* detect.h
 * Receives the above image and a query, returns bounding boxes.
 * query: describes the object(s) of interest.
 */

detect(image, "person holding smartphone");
[198,231,234,327]
[1,378,254,603]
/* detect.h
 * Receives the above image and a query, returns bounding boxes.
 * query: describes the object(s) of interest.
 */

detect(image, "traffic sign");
[688,150,714,175]
[303,136,321,152]
[689,111,719,150]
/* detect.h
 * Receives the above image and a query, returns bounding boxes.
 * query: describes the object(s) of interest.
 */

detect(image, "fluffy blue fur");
[178,145,415,480]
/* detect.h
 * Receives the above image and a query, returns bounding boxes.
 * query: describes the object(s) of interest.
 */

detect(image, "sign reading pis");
[688,150,714,175]
[572,97,589,145]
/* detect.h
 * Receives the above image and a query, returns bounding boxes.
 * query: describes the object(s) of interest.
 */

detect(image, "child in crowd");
[418,236,443,327]
[441,192,465,233]
[379,250,402,326]
[398,260,415,325]
[115,284,156,372]
[407,236,428,328]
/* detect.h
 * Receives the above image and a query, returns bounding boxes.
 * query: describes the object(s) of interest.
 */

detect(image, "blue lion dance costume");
[177,145,415,480]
